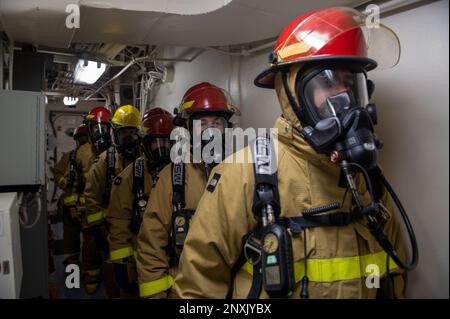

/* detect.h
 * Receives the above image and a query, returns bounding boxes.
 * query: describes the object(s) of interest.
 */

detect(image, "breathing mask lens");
[116,127,140,159]
[301,68,369,124]
[143,136,172,169]
[190,115,227,164]
[89,122,111,152]
[201,127,226,164]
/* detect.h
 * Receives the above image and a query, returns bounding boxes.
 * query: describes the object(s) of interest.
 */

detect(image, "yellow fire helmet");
[111,104,142,129]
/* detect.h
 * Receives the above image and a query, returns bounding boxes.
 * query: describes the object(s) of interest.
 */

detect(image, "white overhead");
[0,0,364,48]
[81,0,233,15]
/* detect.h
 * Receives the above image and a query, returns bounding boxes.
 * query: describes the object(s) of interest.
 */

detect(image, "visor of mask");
[299,67,369,124]
[142,135,171,153]
[115,126,140,145]
[89,121,110,136]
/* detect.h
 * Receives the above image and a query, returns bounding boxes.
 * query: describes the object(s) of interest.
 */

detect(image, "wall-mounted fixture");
[63,96,79,107]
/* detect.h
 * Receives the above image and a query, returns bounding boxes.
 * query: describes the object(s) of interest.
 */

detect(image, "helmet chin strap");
[281,69,308,129]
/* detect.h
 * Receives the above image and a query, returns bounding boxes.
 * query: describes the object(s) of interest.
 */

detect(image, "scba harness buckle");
[172,208,194,250]
[244,236,262,266]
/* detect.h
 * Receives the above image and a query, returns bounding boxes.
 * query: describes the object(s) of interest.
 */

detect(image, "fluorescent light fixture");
[73,59,107,85]
[63,96,79,106]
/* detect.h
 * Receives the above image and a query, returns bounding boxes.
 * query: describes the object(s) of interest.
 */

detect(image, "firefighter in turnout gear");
[84,104,142,297]
[174,7,409,299]
[106,107,174,298]
[57,106,112,295]
[136,82,239,298]
[56,123,92,269]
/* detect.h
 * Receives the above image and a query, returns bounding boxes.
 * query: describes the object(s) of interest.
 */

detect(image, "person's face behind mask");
[302,68,368,123]
[191,115,227,165]
[116,127,141,161]
[142,136,172,172]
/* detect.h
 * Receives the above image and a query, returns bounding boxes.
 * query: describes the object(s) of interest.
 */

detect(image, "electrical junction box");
[0,192,23,298]
[0,90,46,190]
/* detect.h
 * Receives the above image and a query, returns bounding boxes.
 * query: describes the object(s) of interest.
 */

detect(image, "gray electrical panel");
[0,90,45,189]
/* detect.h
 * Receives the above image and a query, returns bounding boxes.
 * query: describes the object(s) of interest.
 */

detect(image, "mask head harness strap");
[281,68,309,130]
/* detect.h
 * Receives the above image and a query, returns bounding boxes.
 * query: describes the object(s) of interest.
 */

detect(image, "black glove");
[113,262,136,293]
[90,225,109,254]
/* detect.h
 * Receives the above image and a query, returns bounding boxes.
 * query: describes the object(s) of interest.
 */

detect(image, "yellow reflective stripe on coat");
[63,194,78,205]
[110,246,134,261]
[139,275,174,297]
[85,268,101,276]
[63,252,79,260]
[243,250,398,283]
[87,210,106,224]
[63,194,85,205]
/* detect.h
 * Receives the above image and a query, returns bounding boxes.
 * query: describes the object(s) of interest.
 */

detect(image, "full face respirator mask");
[89,122,112,153]
[142,135,172,172]
[190,115,229,168]
[288,65,381,169]
[115,127,141,161]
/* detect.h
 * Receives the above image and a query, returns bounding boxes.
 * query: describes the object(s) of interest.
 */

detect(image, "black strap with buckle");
[131,157,147,233]
[103,146,116,205]
[172,162,185,210]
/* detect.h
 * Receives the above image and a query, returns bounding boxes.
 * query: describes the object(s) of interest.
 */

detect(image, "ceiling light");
[73,59,107,85]
[64,96,79,106]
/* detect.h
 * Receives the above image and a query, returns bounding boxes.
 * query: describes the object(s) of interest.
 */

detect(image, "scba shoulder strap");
[130,157,147,233]
[251,135,281,217]
[170,162,194,254]
[172,161,185,210]
[248,134,297,299]
[66,149,78,189]
[229,134,289,299]
[103,146,116,205]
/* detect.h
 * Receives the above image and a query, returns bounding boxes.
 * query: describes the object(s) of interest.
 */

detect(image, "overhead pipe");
[84,55,147,100]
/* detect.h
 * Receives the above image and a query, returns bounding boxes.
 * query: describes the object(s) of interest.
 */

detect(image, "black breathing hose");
[380,173,419,271]
[344,162,418,271]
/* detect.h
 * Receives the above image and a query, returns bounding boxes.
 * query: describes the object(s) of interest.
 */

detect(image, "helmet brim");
[254,66,279,89]
[254,56,378,90]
